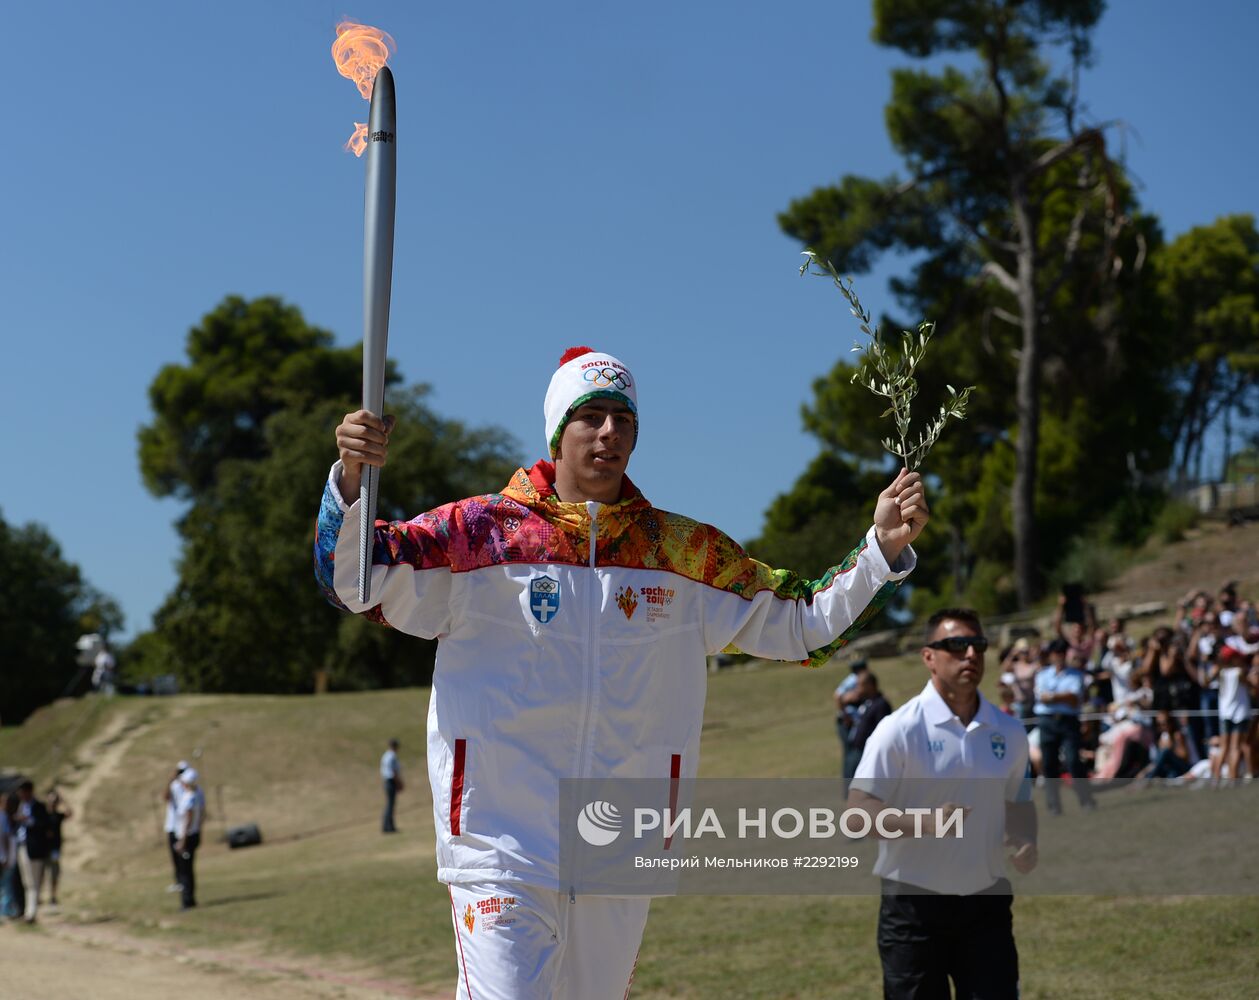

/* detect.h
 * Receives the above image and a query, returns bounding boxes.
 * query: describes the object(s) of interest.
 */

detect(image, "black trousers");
[1037,714,1096,812]
[877,879,1019,1000]
[167,831,180,881]
[382,777,398,832]
[175,832,200,908]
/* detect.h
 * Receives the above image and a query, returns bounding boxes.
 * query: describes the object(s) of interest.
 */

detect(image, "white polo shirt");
[852,681,1032,894]
[175,785,206,838]
[164,778,182,834]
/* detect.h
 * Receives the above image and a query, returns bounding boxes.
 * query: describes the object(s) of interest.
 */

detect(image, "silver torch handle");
[359,66,397,605]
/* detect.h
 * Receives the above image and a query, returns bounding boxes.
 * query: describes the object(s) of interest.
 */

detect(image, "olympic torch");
[358,65,396,604]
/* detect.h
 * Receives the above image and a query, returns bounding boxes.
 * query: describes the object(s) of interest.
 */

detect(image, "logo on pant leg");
[475,895,519,930]
[463,903,476,933]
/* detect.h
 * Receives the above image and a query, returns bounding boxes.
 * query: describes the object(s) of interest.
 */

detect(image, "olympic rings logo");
[583,367,632,390]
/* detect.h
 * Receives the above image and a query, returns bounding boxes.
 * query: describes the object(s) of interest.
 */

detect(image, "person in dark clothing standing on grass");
[14,780,52,924]
[846,671,892,779]
[45,789,72,910]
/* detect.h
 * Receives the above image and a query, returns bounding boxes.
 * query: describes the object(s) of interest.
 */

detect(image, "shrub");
[1152,500,1199,543]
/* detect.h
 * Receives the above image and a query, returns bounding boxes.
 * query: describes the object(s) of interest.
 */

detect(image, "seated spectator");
[1094,670,1155,783]
[1140,713,1193,782]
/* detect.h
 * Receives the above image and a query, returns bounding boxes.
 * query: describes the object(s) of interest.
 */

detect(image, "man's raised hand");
[336,410,395,499]
[873,468,929,565]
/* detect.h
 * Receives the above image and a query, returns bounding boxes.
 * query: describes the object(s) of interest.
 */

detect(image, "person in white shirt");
[162,760,189,893]
[92,647,117,695]
[173,768,206,911]
[1210,637,1258,786]
[380,738,403,833]
[850,608,1036,1000]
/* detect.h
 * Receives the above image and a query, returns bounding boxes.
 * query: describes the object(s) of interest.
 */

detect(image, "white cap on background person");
[180,768,199,785]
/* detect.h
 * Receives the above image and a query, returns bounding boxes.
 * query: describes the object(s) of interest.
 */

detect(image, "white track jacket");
[316,460,914,891]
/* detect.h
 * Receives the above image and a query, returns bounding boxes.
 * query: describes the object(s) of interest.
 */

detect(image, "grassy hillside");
[4,665,1257,997]
[3,521,1257,996]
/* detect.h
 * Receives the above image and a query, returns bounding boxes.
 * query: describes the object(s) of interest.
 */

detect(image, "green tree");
[0,512,123,723]
[1156,214,1259,483]
[778,0,1167,607]
[137,297,520,693]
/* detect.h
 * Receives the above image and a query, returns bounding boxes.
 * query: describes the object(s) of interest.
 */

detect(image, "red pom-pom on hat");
[558,346,595,367]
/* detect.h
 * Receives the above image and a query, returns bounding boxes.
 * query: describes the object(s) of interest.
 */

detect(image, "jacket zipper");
[571,501,602,903]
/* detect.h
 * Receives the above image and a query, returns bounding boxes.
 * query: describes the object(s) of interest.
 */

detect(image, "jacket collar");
[503,460,648,514]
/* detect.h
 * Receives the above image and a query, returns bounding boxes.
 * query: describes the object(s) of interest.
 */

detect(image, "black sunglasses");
[926,635,989,655]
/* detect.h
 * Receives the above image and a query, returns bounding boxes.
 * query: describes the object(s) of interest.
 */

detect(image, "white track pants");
[448,881,650,999]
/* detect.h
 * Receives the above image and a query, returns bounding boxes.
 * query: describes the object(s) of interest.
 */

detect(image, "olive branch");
[800,249,974,471]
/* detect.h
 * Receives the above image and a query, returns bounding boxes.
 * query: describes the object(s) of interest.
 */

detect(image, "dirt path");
[0,918,443,1000]
[55,701,178,871]
[12,702,448,1000]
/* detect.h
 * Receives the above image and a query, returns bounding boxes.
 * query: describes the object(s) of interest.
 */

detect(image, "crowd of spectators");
[0,781,71,924]
[996,582,1259,790]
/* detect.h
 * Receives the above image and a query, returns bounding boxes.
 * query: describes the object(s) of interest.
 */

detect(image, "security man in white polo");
[850,608,1037,1000]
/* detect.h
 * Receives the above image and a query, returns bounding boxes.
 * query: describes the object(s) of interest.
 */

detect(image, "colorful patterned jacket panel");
[315,460,912,664]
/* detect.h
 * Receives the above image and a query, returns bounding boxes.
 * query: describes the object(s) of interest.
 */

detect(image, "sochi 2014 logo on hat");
[990,733,1007,760]
[530,575,561,624]
[577,800,623,846]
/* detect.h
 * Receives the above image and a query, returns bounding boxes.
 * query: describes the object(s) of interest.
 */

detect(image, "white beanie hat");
[543,347,638,458]
[181,767,200,785]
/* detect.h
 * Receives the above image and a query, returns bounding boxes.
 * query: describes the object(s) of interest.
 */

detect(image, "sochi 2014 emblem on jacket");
[615,585,639,620]
[530,575,561,624]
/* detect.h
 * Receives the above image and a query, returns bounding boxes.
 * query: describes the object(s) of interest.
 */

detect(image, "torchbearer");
[319,346,928,998]
[358,65,397,603]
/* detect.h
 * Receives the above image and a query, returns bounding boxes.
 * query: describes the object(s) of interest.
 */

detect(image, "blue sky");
[3,1,1256,640]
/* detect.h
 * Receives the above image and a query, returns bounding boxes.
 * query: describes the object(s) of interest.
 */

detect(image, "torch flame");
[345,122,369,157]
[332,20,396,156]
